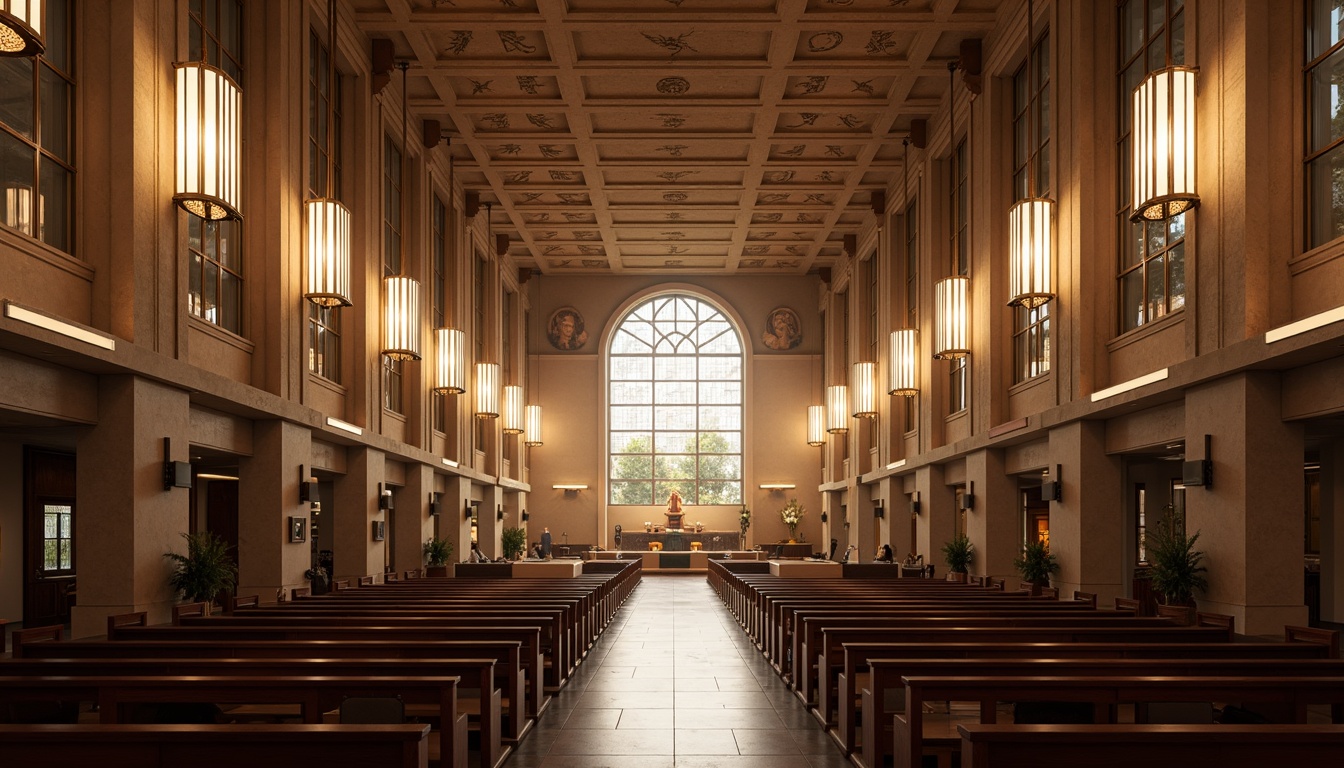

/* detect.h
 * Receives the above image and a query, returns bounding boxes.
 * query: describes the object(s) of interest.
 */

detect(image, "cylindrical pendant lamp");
[807,405,826,446]
[889,329,918,396]
[433,327,466,394]
[475,362,499,419]
[933,276,970,359]
[305,199,352,307]
[851,362,877,419]
[382,275,421,361]
[825,385,849,434]
[0,0,43,57]
[1007,197,1055,307]
[502,385,524,434]
[524,405,543,446]
[174,62,242,221]
[1131,66,1198,222]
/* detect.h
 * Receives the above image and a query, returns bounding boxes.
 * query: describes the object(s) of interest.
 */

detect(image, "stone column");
[73,376,190,638]
[237,420,312,599]
[965,448,1019,582]
[1049,421,1124,602]
[1186,372,1307,634]
[443,474,473,570]
[915,464,954,574]
[332,446,383,581]
[477,484,505,558]
[397,462,436,574]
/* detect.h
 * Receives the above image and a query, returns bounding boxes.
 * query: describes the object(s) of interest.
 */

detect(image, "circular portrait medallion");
[548,306,589,350]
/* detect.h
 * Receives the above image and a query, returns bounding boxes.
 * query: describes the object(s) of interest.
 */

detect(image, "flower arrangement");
[779,498,805,540]
[739,505,752,532]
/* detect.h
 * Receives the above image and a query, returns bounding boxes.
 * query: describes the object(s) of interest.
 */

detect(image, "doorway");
[23,447,76,628]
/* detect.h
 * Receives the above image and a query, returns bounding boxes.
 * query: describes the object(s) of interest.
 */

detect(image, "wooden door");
[23,447,76,628]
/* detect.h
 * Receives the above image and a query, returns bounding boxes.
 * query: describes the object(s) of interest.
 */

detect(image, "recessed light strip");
[552,483,588,490]
[1264,306,1344,344]
[325,417,363,436]
[759,483,796,490]
[1089,368,1169,403]
[3,301,116,351]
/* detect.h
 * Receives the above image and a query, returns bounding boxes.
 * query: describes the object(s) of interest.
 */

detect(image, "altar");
[621,530,740,552]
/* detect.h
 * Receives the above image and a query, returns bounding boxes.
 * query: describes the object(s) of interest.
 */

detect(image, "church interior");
[3,0,1344,761]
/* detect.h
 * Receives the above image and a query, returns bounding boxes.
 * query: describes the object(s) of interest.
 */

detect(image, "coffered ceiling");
[349,0,1005,275]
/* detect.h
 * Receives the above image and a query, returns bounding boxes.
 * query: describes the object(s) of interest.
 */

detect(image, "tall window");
[432,194,448,433]
[1117,0,1186,333]
[307,28,343,382]
[473,249,487,451]
[1307,0,1344,247]
[187,0,244,335]
[948,140,968,414]
[608,295,743,506]
[866,253,879,449]
[0,0,74,253]
[1013,30,1051,382]
[903,201,918,431]
[382,134,403,413]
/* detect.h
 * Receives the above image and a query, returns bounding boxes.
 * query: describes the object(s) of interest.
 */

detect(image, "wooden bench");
[958,724,1344,768]
[833,636,1337,757]
[0,724,430,768]
[893,675,1344,768]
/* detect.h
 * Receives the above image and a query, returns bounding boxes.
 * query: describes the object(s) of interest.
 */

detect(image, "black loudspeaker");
[163,461,192,490]
[1041,480,1060,502]
[1182,459,1212,488]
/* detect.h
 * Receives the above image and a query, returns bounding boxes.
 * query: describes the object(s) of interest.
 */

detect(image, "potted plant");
[164,531,238,610]
[1013,539,1059,593]
[739,505,751,548]
[501,527,527,561]
[423,537,454,577]
[941,534,974,582]
[303,563,330,593]
[779,498,805,542]
[1148,509,1207,622]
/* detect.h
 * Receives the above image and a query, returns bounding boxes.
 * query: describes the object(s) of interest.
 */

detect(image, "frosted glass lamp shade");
[933,276,970,360]
[851,362,877,419]
[1131,66,1198,222]
[174,62,241,221]
[0,0,43,57]
[1008,197,1055,308]
[475,363,499,419]
[502,385,524,434]
[807,405,826,446]
[304,199,352,307]
[382,276,421,361]
[826,385,849,434]
[433,328,466,394]
[525,405,543,446]
[889,329,918,396]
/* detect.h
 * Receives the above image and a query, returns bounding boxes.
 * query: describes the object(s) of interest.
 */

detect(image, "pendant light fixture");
[524,404,543,446]
[475,362,500,419]
[1131,0,1197,222]
[1008,0,1055,308]
[0,0,42,56]
[502,385,524,434]
[890,138,919,396]
[851,361,877,419]
[433,149,467,394]
[382,62,422,362]
[807,405,826,446]
[825,385,849,434]
[933,63,970,360]
[174,46,242,221]
[304,0,352,308]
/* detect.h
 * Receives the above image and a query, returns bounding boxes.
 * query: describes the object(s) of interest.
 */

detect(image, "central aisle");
[503,573,850,768]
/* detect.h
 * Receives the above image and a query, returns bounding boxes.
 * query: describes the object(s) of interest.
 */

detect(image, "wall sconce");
[475,362,500,419]
[1041,464,1062,502]
[873,499,885,519]
[1132,65,1198,222]
[959,482,975,511]
[910,491,921,516]
[174,60,242,221]
[889,329,918,396]
[429,491,442,517]
[524,405,544,446]
[433,328,467,394]
[553,484,587,494]
[0,0,44,57]
[382,276,422,361]
[933,276,970,359]
[1182,434,1213,488]
[299,467,318,504]
[820,511,828,523]
[161,437,192,491]
[521,509,529,522]
[851,362,877,419]
[378,484,394,511]
[759,483,796,491]
[502,385,525,434]
[465,499,475,520]
[807,405,826,446]
[497,504,504,521]
[825,385,849,434]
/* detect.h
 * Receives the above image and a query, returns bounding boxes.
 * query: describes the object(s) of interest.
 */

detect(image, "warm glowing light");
[807,405,826,446]
[826,385,849,434]
[1008,197,1055,307]
[851,362,877,419]
[174,62,241,221]
[933,276,969,359]
[433,328,466,394]
[475,362,499,419]
[502,385,524,434]
[889,329,918,396]
[382,276,421,361]
[304,199,352,307]
[1132,66,1198,222]
[0,0,43,57]
[525,405,543,446]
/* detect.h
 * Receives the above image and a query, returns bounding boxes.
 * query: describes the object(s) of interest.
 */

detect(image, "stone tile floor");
[502,574,850,768]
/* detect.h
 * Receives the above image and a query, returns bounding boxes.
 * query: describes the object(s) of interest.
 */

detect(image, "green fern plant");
[164,531,238,605]
[1012,539,1060,586]
[501,527,528,560]
[941,534,974,574]
[423,537,454,567]
[1148,509,1208,605]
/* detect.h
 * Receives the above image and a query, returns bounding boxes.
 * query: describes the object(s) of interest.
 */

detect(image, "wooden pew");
[893,675,1344,768]
[856,656,1344,768]
[835,636,1338,757]
[0,675,473,767]
[0,724,431,768]
[958,724,1344,768]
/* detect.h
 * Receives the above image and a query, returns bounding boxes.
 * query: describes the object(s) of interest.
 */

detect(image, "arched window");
[608,294,743,506]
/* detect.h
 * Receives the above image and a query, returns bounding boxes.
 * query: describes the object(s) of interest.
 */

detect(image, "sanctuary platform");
[620,530,741,552]
[585,549,763,572]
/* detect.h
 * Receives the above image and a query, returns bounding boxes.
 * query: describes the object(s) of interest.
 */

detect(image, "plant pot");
[948,571,968,583]
[425,565,449,578]
[1156,601,1195,626]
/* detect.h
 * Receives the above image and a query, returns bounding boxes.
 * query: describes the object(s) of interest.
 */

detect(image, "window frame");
[948,139,969,415]
[903,200,918,433]
[306,26,344,383]
[382,133,404,414]
[1304,0,1344,248]
[1011,28,1052,383]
